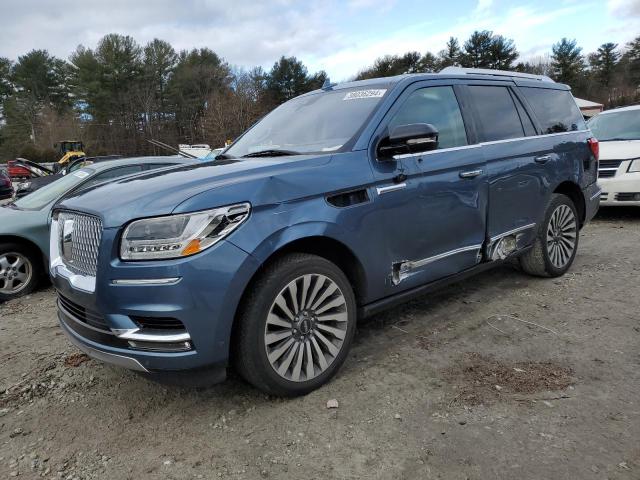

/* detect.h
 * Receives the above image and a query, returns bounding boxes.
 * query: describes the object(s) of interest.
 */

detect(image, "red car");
[0,170,14,200]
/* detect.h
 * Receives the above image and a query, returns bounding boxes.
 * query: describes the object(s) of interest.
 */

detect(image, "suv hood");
[57,155,333,228]
[598,140,640,160]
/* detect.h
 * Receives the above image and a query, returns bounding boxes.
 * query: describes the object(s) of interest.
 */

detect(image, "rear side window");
[388,86,468,149]
[468,86,524,141]
[520,87,586,134]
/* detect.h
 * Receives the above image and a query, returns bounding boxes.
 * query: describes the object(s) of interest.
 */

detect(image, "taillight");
[588,137,599,161]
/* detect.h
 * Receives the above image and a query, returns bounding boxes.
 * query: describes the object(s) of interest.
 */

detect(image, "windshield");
[224,87,389,157]
[588,110,640,141]
[13,168,94,210]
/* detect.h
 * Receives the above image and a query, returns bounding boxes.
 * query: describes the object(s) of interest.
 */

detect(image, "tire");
[520,194,579,278]
[234,253,357,396]
[0,242,41,302]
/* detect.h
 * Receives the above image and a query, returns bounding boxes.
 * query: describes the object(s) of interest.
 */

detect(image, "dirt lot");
[1,208,639,480]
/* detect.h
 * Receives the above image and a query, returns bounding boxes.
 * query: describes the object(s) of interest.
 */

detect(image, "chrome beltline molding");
[392,129,591,161]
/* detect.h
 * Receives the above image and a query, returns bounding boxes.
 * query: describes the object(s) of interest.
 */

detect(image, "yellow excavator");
[55,140,86,167]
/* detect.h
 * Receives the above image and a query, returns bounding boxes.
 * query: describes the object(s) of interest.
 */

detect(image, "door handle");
[459,169,483,179]
[534,155,551,164]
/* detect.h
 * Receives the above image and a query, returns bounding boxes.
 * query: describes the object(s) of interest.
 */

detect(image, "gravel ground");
[1,208,639,480]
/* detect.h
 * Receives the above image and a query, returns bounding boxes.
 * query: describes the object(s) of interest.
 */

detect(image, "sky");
[1,0,639,80]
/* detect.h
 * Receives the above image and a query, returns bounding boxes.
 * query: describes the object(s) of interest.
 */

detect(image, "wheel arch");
[0,234,46,265]
[553,181,586,226]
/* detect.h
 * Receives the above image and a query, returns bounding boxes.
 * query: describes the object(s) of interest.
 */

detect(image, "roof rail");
[439,66,554,83]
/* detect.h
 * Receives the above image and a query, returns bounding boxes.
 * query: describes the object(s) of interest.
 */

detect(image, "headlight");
[120,203,250,260]
[628,159,640,172]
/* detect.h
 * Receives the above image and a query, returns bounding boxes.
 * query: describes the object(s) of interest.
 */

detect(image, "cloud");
[0,0,343,68]
[608,0,640,17]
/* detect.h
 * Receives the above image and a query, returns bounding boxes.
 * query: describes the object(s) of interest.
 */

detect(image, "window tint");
[82,165,143,188]
[520,87,586,134]
[388,86,468,149]
[468,86,524,141]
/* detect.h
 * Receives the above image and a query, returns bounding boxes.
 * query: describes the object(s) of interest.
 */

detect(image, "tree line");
[1,31,639,162]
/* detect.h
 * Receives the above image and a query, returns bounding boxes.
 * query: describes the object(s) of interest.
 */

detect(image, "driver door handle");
[534,155,551,164]
[459,169,483,179]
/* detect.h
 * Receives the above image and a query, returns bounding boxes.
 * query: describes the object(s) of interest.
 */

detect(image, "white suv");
[588,105,640,206]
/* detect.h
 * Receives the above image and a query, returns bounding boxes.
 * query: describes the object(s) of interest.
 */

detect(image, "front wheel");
[234,253,357,396]
[0,243,40,302]
[520,193,579,277]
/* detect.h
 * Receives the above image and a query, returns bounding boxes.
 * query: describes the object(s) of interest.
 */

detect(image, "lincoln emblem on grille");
[62,218,75,263]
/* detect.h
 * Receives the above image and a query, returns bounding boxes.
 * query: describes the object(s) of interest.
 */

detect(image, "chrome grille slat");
[58,211,102,276]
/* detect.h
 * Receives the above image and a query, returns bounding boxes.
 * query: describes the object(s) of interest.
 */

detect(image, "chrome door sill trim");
[590,188,603,201]
[392,243,482,285]
[376,182,407,195]
[490,223,536,243]
[111,277,181,286]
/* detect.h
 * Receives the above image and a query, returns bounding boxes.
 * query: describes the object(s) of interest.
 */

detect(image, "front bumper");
[598,174,640,207]
[51,230,259,375]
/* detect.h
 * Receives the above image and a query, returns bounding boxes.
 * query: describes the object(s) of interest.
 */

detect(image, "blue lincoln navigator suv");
[51,68,600,396]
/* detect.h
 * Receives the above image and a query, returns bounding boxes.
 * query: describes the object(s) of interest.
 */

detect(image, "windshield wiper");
[242,149,301,158]
[214,153,236,160]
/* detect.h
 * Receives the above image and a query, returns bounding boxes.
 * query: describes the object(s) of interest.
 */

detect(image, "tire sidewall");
[540,194,579,276]
[245,256,357,396]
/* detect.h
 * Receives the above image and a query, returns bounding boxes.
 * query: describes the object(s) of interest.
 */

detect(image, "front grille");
[598,160,623,178]
[600,192,609,201]
[615,192,640,201]
[58,293,110,331]
[58,211,102,276]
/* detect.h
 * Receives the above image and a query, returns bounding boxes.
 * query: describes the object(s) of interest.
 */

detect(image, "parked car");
[0,170,14,200]
[7,159,33,180]
[50,68,600,396]
[14,156,122,198]
[0,156,195,301]
[587,105,640,205]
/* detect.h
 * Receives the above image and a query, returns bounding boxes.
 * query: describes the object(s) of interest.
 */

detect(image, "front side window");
[224,86,389,157]
[520,87,586,134]
[81,165,144,189]
[587,110,640,141]
[388,86,468,149]
[468,86,525,141]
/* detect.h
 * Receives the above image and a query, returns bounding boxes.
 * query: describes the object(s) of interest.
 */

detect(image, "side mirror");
[377,123,439,160]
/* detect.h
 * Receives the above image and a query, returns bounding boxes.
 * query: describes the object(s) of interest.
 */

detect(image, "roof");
[574,97,603,108]
[309,68,567,97]
[598,104,640,114]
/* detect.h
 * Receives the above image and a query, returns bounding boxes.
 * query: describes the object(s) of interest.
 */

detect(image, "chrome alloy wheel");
[264,274,349,382]
[546,204,577,269]
[0,252,32,295]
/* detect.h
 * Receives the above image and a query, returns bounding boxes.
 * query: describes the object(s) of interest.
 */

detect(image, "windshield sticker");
[343,89,386,100]
[73,170,89,179]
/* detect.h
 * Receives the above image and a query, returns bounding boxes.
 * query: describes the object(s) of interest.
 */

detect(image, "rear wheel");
[0,243,40,302]
[234,253,356,396]
[520,194,579,277]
